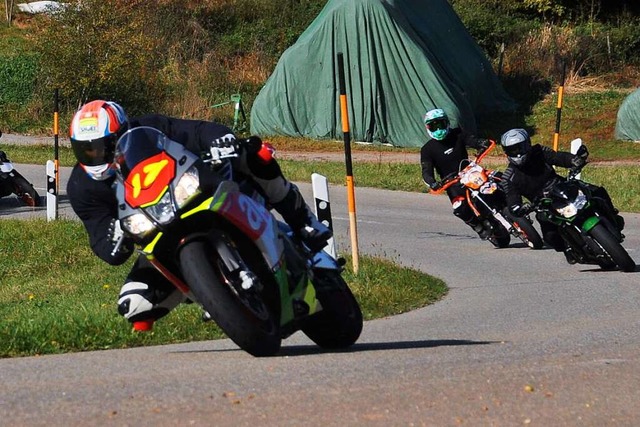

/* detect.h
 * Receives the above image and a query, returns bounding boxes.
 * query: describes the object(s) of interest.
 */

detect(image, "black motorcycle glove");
[571,145,589,169]
[510,203,532,216]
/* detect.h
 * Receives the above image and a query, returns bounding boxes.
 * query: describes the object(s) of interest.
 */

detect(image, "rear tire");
[11,172,41,207]
[589,224,636,272]
[302,270,363,349]
[489,223,510,248]
[179,240,281,356]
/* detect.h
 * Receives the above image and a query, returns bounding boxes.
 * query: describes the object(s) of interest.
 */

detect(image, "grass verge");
[0,219,446,358]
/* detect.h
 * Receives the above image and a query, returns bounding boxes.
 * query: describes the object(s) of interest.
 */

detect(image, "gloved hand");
[209,134,239,164]
[571,145,589,169]
[107,218,131,256]
[429,182,443,192]
[511,202,532,216]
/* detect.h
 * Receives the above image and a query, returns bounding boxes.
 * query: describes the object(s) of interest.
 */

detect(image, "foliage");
[32,0,169,115]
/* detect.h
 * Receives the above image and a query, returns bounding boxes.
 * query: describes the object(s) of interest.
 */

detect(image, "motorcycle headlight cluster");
[122,166,201,238]
[174,166,200,208]
[555,190,587,218]
[122,213,155,236]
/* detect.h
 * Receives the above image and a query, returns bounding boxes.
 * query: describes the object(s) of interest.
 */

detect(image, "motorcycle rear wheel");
[488,223,510,248]
[589,223,636,272]
[302,270,363,349]
[11,172,41,207]
[179,240,281,356]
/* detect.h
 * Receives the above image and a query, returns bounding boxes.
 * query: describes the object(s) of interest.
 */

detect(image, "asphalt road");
[0,163,639,426]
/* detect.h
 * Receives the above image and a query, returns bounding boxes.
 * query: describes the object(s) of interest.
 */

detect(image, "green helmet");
[424,108,450,141]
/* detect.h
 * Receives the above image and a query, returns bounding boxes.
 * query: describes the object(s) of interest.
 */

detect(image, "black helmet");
[500,128,531,166]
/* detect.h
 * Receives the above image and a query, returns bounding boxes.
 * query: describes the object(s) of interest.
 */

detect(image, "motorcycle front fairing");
[115,127,322,327]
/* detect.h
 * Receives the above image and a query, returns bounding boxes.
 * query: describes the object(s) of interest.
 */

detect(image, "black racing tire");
[11,172,41,207]
[179,240,281,356]
[302,270,363,349]
[512,216,544,249]
[589,223,636,272]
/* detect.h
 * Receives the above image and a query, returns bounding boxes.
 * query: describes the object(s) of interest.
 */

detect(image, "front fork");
[468,190,515,233]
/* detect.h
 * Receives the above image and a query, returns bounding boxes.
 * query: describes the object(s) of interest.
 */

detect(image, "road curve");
[0,164,639,426]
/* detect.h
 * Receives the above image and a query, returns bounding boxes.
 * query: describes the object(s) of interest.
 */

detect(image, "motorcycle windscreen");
[115,127,177,208]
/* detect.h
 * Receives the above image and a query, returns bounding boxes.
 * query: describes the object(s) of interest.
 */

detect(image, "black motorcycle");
[530,147,635,272]
[0,131,42,207]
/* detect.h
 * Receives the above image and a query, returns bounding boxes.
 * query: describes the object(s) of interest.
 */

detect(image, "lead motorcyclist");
[420,108,491,238]
[499,128,624,264]
[67,100,332,331]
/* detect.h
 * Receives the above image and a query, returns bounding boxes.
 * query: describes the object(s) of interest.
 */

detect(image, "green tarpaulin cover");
[250,0,514,147]
[615,88,640,142]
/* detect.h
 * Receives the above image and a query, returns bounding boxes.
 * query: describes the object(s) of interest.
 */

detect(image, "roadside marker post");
[47,89,59,221]
[337,52,359,274]
[570,138,583,180]
[311,173,336,259]
[552,62,566,152]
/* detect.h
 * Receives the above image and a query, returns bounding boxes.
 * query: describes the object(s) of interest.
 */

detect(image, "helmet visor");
[503,143,528,158]
[426,119,448,132]
[72,136,116,167]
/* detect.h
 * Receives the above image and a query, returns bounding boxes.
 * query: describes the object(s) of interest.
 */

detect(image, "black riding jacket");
[500,144,575,211]
[67,114,235,265]
[420,127,487,187]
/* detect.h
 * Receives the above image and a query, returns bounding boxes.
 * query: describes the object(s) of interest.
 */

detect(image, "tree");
[5,0,14,25]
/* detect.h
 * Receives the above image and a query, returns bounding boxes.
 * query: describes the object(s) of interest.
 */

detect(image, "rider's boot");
[272,184,332,252]
[467,217,490,240]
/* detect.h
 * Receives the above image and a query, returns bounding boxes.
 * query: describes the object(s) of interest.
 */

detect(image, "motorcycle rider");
[67,99,332,331]
[420,108,492,238]
[499,128,624,264]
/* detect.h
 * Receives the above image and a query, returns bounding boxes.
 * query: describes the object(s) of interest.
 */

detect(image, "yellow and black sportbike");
[113,127,362,356]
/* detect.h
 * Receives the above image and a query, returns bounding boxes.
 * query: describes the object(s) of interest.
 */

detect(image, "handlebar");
[429,139,496,195]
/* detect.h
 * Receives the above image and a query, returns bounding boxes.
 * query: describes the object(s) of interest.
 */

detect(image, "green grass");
[0,219,446,358]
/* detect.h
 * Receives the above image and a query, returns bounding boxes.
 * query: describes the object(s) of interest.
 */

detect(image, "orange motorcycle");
[432,141,543,249]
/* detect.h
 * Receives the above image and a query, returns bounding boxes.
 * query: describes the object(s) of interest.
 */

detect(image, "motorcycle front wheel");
[511,216,544,249]
[179,239,281,356]
[11,172,41,207]
[589,223,636,272]
[302,270,363,349]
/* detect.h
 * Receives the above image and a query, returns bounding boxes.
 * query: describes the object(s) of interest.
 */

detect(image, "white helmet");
[423,108,450,141]
[500,128,531,166]
[70,100,128,180]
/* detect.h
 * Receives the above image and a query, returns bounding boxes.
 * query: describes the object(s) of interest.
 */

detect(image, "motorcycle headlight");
[145,191,174,224]
[574,190,587,210]
[122,213,156,237]
[555,190,587,218]
[175,166,200,208]
[556,203,578,218]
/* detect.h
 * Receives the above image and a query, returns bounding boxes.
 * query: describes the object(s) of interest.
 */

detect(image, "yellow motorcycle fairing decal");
[180,197,218,219]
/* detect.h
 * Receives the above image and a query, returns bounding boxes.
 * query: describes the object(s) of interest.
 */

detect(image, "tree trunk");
[5,0,14,26]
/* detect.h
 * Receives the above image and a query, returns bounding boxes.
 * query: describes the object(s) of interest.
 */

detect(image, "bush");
[0,52,39,104]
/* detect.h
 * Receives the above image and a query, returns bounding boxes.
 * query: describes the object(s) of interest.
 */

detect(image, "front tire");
[302,270,363,349]
[179,240,281,356]
[512,216,544,249]
[589,224,636,272]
